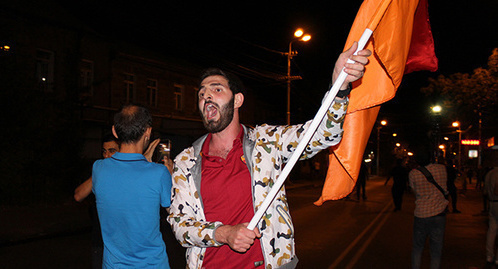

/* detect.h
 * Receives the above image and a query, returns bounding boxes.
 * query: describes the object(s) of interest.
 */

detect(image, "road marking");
[344,204,393,269]
[329,200,393,269]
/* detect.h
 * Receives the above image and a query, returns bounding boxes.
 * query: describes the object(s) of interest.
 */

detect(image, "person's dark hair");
[113,104,152,144]
[102,133,120,144]
[200,68,245,95]
[411,143,432,167]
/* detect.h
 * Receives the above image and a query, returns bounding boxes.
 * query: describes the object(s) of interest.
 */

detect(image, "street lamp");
[431,105,442,163]
[286,28,311,125]
[452,121,462,169]
[376,120,387,175]
[432,105,442,113]
[439,144,446,159]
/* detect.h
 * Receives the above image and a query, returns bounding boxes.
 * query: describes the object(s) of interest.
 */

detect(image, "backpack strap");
[416,166,448,198]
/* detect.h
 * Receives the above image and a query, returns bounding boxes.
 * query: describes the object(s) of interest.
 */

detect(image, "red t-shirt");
[201,128,264,269]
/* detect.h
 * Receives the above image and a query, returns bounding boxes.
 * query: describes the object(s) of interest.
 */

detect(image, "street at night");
[1,0,497,268]
[1,176,488,268]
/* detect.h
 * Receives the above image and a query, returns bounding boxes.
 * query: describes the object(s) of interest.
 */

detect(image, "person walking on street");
[446,159,461,213]
[485,165,498,265]
[385,158,408,211]
[356,162,368,200]
[409,144,449,269]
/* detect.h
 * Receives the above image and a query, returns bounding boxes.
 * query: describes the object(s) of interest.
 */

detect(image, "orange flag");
[315,0,438,205]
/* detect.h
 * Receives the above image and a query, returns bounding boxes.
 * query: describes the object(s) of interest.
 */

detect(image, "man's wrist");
[213,224,228,245]
[336,82,352,98]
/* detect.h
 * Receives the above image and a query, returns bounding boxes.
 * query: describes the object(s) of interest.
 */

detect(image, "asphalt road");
[0,176,489,268]
[288,176,487,269]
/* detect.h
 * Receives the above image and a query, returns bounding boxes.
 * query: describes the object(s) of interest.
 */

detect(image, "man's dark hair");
[200,68,245,95]
[411,143,432,167]
[102,133,120,145]
[113,104,152,144]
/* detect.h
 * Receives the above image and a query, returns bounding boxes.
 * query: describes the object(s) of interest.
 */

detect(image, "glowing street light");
[432,105,442,113]
[286,28,311,125]
[294,29,311,41]
[294,29,304,37]
[452,121,462,169]
[376,120,387,175]
[431,105,443,162]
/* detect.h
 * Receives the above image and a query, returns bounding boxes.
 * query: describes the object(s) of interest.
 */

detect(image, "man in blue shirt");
[93,104,172,268]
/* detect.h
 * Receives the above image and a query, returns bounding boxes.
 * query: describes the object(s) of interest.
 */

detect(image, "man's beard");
[201,96,235,133]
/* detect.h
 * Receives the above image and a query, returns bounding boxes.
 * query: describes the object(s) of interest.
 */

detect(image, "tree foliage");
[421,48,498,128]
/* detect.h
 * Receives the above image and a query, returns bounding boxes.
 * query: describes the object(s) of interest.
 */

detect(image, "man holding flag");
[166,0,439,266]
[167,44,370,268]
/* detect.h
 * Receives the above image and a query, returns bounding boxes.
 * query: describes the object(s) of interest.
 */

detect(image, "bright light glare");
[301,34,311,42]
[452,121,460,128]
[393,133,397,137]
[396,143,401,147]
[439,145,445,149]
[407,152,413,156]
[432,105,442,113]
[380,120,387,126]
[294,29,304,38]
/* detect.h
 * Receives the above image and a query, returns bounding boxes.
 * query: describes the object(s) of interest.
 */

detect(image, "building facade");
[1,2,207,162]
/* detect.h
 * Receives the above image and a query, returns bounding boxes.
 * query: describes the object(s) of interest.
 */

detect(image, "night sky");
[57,0,498,143]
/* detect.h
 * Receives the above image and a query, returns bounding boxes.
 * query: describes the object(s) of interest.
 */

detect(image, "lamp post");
[452,121,462,169]
[376,120,387,176]
[431,105,442,163]
[478,109,483,167]
[286,28,311,125]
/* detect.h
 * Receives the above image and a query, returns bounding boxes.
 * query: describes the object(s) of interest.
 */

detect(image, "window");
[35,49,54,92]
[124,74,134,103]
[174,84,184,111]
[147,79,158,107]
[79,60,94,96]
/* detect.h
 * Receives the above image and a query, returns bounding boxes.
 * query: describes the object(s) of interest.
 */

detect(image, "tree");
[422,48,498,119]
[421,48,498,165]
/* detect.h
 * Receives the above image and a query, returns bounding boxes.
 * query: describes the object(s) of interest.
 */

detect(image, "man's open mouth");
[204,102,218,121]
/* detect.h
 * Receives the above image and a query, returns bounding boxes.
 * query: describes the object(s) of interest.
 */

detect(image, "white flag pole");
[247,29,374,230]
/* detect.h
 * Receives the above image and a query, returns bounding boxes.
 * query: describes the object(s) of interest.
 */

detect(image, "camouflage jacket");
[168,97,348,269]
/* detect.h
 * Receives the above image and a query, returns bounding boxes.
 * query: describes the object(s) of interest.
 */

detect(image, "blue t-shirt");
[92,152,172,268]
